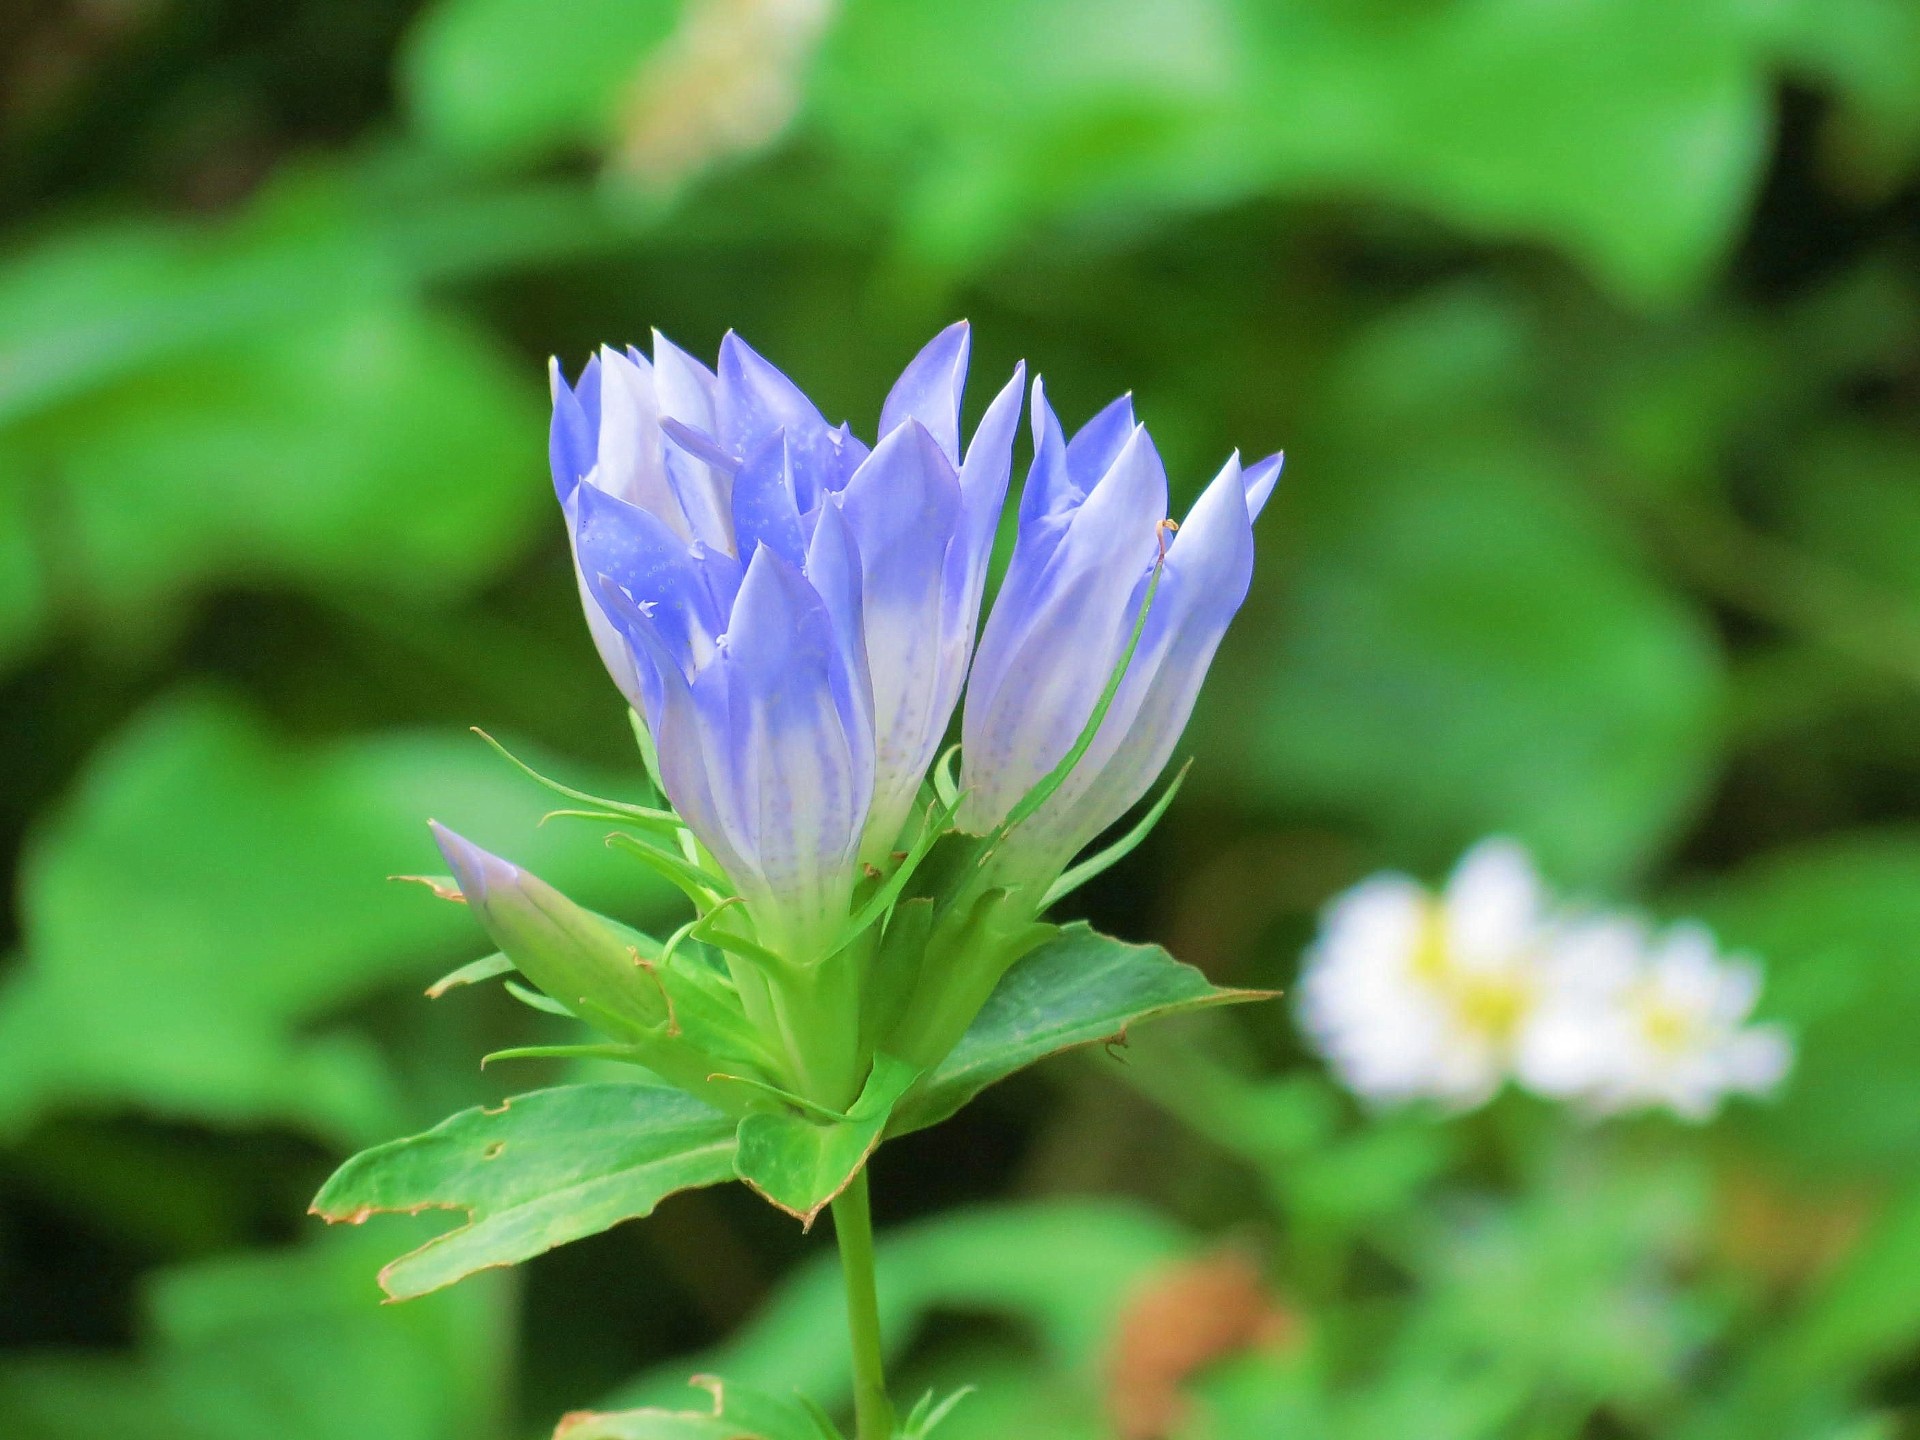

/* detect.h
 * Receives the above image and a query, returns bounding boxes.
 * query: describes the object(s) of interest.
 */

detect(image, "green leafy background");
[3,0,1918,1435]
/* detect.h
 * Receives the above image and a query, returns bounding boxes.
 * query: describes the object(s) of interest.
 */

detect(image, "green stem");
[831,1167,893,1440]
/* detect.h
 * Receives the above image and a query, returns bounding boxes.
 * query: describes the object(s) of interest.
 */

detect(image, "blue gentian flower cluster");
[433,323,1280,1112]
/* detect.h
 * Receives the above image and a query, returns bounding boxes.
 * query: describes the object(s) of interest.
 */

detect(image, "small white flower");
[1520,918,1793,1121]
[1300,839,1794,1123]
[1298,839,1548,1110]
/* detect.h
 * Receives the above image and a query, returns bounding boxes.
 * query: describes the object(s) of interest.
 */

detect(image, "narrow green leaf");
[504,978,575,1016]
[733,1055,922,1226]
[1041,761,1191,909]
[932,744,962,810]
[311,1083,736,1299]
[706,1073,849,1124]
[606,831,730,909]
[630,706,668,799]
[543,807,682,839]
[472,726,678,830]
[689,903,787,973]
[891,923,1274,1136]
[426,951,513,999]
[902,1386,974,1438]
[792,1392,845,1440]
[481,1042,657,1068]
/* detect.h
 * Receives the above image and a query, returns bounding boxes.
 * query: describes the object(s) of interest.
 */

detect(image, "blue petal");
[804,498,872,714]
[574,482,725,674]
[548,355,599,504]
[658,416,742,555]
[839,420,964,849]
[1015,378,1078,540]
[823,421,871,496]
[976,379,1080,663]
[1065,391,1138,493]
[594,347,687,525]
[1007,380,1137,570]
[1016,452,1257,868]
[718,546,871,948]
[879,321,970,462]
[731,430,807,569]
[649,331,718,433]
[1243,451,1285,521]
[565,533,648,714]
[962,423,1170,833]
[650,333,734,550]
[716,332,838,513]
[604,596,756,888]
[1041,420,1169,594]
[585,572,669,718]
[662,417,741,476]
[946,361,1025,631]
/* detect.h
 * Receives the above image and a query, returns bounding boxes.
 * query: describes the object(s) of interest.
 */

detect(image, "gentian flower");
[548,324,1023,964]
[959,381,1283,884]
[321,323,1294,1424]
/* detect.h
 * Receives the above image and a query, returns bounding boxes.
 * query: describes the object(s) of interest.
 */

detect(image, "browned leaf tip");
[391,874,466,902]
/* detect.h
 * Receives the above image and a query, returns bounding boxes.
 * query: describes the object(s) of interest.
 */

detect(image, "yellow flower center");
[1413,898,1532,1043]
[1637,994,1696,1053]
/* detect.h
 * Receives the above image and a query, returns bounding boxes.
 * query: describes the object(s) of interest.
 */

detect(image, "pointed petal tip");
[428,821,497,901]
[1028,374,1057,434]
[1243,451,1285,520]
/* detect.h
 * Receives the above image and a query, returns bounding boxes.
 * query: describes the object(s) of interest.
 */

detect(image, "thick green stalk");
[831,1167,893,1440]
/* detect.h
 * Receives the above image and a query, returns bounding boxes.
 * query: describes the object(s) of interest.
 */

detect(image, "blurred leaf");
[7,299,542,644]
[1684,832,1920,1178]
[892,922,1273,1136]
[1407,1153,1714,1415]
[1111,1034,1454,1233]
[0,165,611,428]
[1214,287,1724,885]
[0,1228,511,1440]
[403,0,679,165]
[0,473,45,667]
[1682,1176,1920,1440]
[0,209,384,428]
[1775,425,1920,604]
[1770,0,1920,188]
[815,0,1771,303]
[0,170,569,668]
[734,1056,919,1224]
[896,1353,1101,1440]
[0,693,661,1141]
[314,1081,736,1300]
[609,1201,1189,1414]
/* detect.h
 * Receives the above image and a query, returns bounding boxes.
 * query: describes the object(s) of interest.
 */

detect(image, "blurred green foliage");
[2,0,1918,1436]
